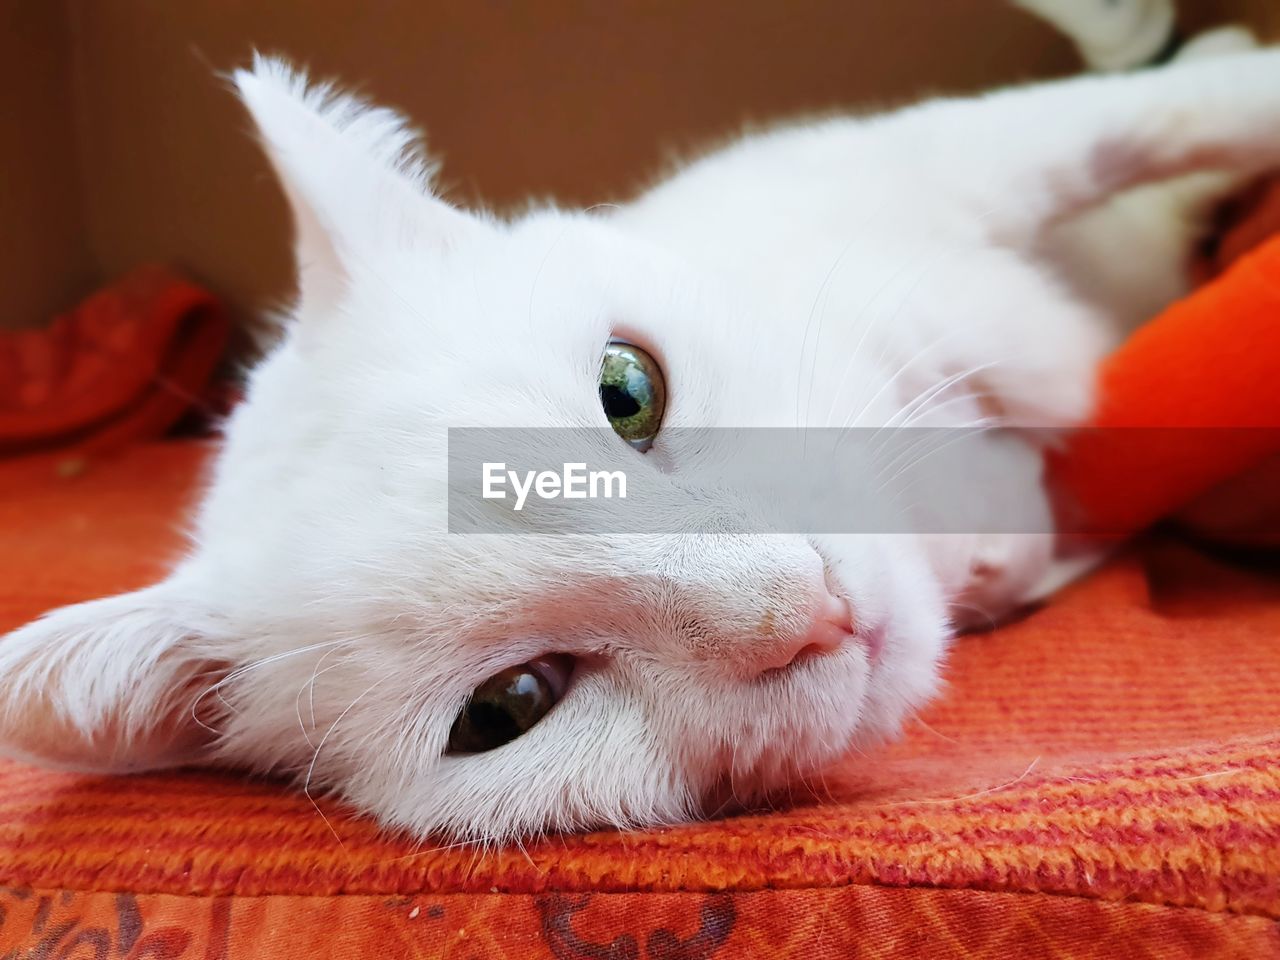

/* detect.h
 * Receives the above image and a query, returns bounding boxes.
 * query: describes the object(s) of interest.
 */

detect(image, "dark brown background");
[3,0,1275,332]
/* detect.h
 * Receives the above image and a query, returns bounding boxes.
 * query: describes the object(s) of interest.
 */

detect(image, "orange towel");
[0,265,229,459]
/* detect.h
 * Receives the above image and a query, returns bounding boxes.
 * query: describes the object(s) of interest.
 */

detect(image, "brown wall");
[0,2,91,330]
[1,0,1268,331]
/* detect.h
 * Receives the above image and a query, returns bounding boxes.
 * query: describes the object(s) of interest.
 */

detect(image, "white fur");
[4,43,1280,841]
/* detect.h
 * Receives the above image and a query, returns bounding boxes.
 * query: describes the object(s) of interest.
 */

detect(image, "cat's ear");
[0,581,229,773]
[233,55,480,315]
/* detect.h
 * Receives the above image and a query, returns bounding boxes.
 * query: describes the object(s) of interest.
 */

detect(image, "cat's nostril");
[759,592,854,674]
[799,593,856,655]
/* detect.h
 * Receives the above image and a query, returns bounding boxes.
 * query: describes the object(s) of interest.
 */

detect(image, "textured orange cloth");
[3,195,1280,956]
[0,265,229,458]
[1,444,1279,957]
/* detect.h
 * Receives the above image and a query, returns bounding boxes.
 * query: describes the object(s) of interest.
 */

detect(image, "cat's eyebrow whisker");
[817,263,918,431]
[803,189,925,432]
[821,202,1001,433]
[190,637,352,734]
[895,387,1004,432]
[295,645,347,749]
[526,224,570,328]
[511,834,541,873]
[873,360,1004,437]
[871,415,995,493]
[876,422,998,502]
[796,234,863,435]
[871,420,989,494]
[821,240,960,431]
[371,834,486,866]
[836,328,972,444]
[345,247,437,330]
[303,676,388,850]
[870,373,1004,481]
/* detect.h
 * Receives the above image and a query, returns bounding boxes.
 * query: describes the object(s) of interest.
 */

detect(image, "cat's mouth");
[758,622,884,682]
[698,636,881,819]
[857,624,886,665]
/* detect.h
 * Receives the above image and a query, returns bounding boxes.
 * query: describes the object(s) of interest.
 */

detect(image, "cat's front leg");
[907,427,1059,629]
[890,48,1280,244]
[949,531,1056,630]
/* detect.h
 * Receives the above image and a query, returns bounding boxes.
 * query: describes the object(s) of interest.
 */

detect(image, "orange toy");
[1049,208,1280,540]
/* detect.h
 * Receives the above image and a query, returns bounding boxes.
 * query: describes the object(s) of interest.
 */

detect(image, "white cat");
[2,41,1279,842]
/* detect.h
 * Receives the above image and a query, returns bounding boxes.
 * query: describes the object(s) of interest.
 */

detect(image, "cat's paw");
[950,532,1055,631]
[1011,0,1176,71]
[1173,25,1259,63]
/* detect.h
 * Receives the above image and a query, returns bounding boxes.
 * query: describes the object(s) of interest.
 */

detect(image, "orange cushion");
[1,442,1278,957]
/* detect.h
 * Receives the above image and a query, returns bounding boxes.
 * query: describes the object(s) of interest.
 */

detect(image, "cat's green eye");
[600,340,666,452]
[447,657,570,754]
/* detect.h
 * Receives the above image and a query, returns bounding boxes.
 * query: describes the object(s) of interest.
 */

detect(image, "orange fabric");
[1199,176,1280,281]
[0,265,229,459]
[1047,233,1280,538]
[2,443,1280,957]
[2,886,1278,959]
[3,194,1279,957]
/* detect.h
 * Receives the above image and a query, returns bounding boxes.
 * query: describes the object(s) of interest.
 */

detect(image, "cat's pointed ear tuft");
[0,582,229,774]
[232,54,479,316]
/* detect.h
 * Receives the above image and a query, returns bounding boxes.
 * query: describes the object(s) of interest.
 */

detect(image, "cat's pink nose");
[762,592,854,672]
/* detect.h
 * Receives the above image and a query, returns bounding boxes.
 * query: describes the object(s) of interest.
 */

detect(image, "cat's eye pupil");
[447,664,558,754]
[460,700,522,748]
[600,340,666,451]
[600,384,641,419]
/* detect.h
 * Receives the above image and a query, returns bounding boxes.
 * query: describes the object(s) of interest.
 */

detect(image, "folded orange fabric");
[0,265,229,458]
[1,443,1278,957]
[1048,232,1280,539]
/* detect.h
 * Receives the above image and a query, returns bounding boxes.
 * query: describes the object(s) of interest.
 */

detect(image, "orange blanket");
[1,196,1278,957]
[1,444,1278,957]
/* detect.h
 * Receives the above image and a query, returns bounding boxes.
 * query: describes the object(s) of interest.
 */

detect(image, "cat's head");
[0,58,948,841]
